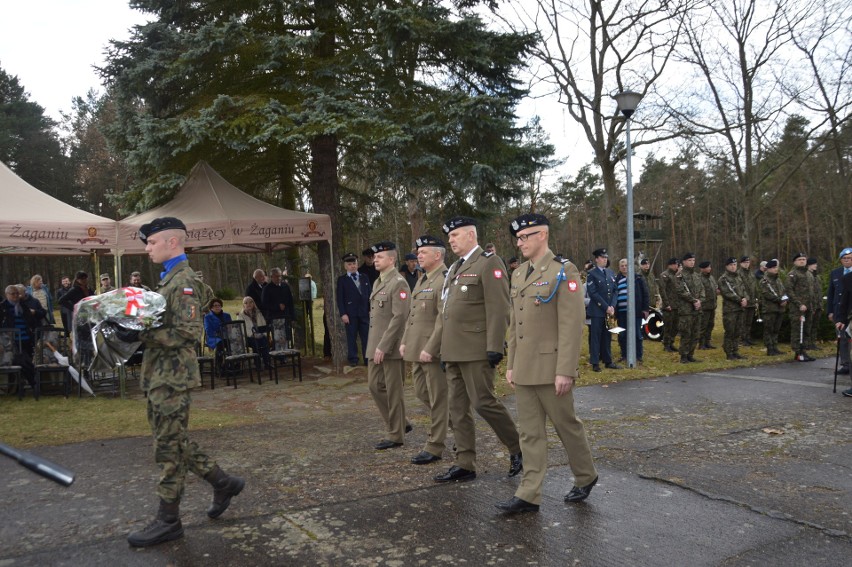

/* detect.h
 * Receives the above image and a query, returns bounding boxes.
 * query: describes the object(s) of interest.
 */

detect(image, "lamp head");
[613,90,643,118]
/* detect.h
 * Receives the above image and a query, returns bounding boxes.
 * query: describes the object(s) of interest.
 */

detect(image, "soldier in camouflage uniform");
[738,257,758,346]
[698,260,718,349]
[658,258,681,352]
[758,259,787,355]
[127,217,245,548]
[806,258,823,350]
[785,252,816,361]
[676,253,705,363]
[718,257,748,360]
[639,258,660,308]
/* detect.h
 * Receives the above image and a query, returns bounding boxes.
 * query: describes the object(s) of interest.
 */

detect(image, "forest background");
[1,0,850,360]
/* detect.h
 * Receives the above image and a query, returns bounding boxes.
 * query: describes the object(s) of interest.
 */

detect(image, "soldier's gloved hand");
[487,351,503,368]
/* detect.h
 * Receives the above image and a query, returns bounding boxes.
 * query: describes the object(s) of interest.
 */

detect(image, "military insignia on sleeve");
[399,291,408,300]
[183,287,194,295]
[186,305,196,319]
[493,269,503,279]
[568,280,579,292]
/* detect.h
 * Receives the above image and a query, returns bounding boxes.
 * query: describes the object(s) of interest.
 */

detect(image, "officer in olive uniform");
[400,235,448,465]
[786,252,816,361]
[434,216,522,483]
[128,217,244,548]
[658,258,681,352]
[639,258,660,309]
[698,260,719,349]
[365,241,411,450]
[718,257,748,360]
[759,259,787,355]
[806,258,823,350]
[675,253,705,362]
[495,214,597,514]
[738,256,758,345]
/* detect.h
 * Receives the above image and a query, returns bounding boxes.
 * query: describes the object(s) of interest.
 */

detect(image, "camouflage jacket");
[718,271,746,313]
[140,260,203,392]
[810,271,823,313]
[738,267,759,307]
[658,268,678,310]
[675,267,705,315]
[759,273,787,314]
[700,272,718,310]
[785,266,814,312]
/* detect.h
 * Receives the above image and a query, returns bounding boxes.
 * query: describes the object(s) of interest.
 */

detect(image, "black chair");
[268,317,302,383]
[220,320,262,387]
[196,333,216,389]
[0,328,24,397]
[33,327,71,398]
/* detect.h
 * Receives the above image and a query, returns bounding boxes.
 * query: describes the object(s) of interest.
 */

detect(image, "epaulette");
[442,269,448,276]
[482,250,493,257]
[554,257,568,264]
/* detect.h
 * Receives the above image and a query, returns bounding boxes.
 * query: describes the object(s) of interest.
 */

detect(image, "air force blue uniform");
[337,271,371,365]
[586,266,618,366]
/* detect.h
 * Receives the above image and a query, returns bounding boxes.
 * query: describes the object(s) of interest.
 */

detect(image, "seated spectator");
[203,298,232,351]
[0,285,39,390]
[236,296,270,369]
[16,284,48,327]
[261,267,295,341]
[26,274,55,325]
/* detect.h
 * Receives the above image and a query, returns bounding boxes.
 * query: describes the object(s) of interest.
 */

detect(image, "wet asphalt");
[1,353,850,567]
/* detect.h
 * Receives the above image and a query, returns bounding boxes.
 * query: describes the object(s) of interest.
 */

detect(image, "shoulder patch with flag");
[399,290,408,300]
[183,287,194,295]
[493,269,503,279]
[568,280,579,292]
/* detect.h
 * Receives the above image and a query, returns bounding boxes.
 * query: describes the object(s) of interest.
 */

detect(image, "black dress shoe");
[592,364,602,372]
[434,465,476,483]
[405,423,413,433]
[837,366,850,375]
[411,451,441,465]
[564,476,598,503]
[495,496,539,514]
[375,439,403,450]
[508,452,523,477]
[605,363,622,369]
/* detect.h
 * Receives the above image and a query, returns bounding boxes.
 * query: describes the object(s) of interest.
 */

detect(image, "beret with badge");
[793,252,807,261]
[414,234,445,249]
[442,216,477,235]
[682,252,696,260]
[509,213,549,237]
[698,261,711,269]
[740,256,751,262]
[667,257,679,266]
[725,257,738,265]
[138,217,187,244]
[765,259,778,269]
[371,241,396,253]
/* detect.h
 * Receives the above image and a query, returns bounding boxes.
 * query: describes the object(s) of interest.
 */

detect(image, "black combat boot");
[205,465,246,519]
[127,499,183,547]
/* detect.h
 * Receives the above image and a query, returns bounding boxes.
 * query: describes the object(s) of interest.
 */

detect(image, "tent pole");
[328,239,341,373]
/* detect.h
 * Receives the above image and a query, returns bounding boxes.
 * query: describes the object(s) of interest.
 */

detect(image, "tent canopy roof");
[118,161,331,254]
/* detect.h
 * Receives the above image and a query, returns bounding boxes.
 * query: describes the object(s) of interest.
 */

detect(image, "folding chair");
[220,320,262,387]
[0,328,24,397]
[196,339,216,389]
[268,316,302,383]
[33,327,71,398]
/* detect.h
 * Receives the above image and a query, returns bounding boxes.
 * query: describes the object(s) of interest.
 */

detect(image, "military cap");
[839,247,852,259]
[792,252,807,261]
[509,213,549,237]
[508,256,519,264]
[592,248,608,258]
[361,248,375,257]
[100,273,110,280]
[404,252,417,261]
[371,241,396,253]
[725,257,738,265]
[138,217,187,244]
[698,261,711,269]
[682,252,696,260]
[667,257,679,266]
[442,216,477,234]
[414,234,445,249]
[807,257,817,266]
[640,258,650,265]
[740,256,751,262]
[765,259,778,269]
[342,252,358,262]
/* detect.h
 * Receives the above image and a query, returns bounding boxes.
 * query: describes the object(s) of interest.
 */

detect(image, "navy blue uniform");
[586,266,618,365]
[337,272,371,365]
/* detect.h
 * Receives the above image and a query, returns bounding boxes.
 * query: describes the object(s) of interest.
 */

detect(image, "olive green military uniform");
[366,270,410,444]
[699,272,718,348]
[676,266,705,359]
[440,247,520,472]
[401,264,448,457]
[640,268,660,309]
[658,268,680,350]
[738,266,758,344]
[718,270,747,357]
[807,271,823,349]
[759,273,787,354]
[785,266,814,354]
[141,260,215,504]
[507,250,596,505]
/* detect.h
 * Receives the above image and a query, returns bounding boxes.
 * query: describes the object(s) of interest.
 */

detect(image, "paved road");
[1,356,849,566]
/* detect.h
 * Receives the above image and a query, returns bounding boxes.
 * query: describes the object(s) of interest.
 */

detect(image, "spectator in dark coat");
[615,258,650,363]
[833,270,852,397]
[828,247,852,375]
[245,269,266,309]
[337,252,371,365]
[55,275,73,331]
[261,267,295,340]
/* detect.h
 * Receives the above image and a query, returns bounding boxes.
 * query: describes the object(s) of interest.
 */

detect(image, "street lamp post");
[613,90,642,369]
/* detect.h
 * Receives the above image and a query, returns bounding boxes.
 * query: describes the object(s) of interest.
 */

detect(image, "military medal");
[461,285,468,292]
[534,298,541,306]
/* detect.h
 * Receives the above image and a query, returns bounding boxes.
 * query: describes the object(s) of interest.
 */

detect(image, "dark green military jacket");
[738,267,759,308]
[700,272,718,310]
[658,268,678,310]
[640,269,660,308]
[719,270,746,313]
[759,272,787,314]
[785,266,814,312]
[675,267,705,315]
[140,260,203,393]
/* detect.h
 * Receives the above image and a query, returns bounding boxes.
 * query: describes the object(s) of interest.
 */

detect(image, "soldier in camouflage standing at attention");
[676,253,705,363]
[698,260,719,349]
[718,257,748,360]
[738,256,759,346]
[658,258,680,352]
[758,259,788,356]
[127,217,245,548]
[639,258,660,309]
[785,252,816,362]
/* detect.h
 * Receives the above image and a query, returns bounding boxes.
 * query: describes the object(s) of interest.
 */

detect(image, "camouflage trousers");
[147,386,216,503]
[662,309,679,348]
[678,312,702,357]
[722,310,744,356]
[805,309,822,347]
[740,306,756,342]
[700,308,716,346]
[762,312,783,352]
[790,313,808,353]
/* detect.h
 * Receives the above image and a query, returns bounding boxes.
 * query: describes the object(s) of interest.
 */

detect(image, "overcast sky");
[0,1,586,184]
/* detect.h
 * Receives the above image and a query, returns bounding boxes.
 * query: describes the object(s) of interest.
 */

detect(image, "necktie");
[421,274,428,285]
[845,268,851,275]
[351,273,358,282]
[526,263,535,280]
